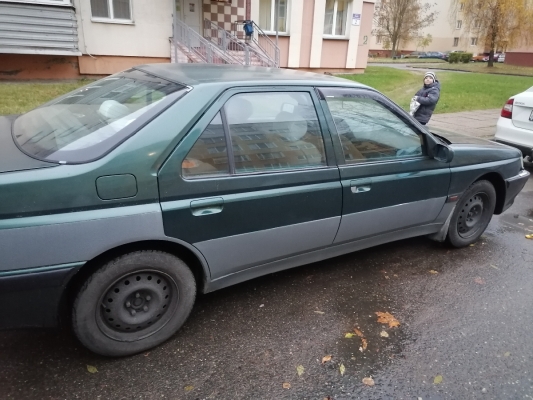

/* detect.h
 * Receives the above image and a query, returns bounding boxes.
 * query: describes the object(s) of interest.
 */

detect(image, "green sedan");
[0,64,528,356]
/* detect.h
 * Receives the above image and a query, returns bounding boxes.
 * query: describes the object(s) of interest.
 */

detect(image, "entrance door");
[183,0,202,36]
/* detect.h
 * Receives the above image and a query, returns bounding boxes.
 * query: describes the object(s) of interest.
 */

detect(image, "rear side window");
[182,91,327,178]
[13,69,187,164]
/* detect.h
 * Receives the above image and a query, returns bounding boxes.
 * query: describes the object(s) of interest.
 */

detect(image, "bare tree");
[450,0,533,67]
[373,0,438,58]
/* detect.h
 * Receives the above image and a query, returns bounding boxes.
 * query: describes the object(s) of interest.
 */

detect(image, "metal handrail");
[233,20,280,67]
[174,18,235,65]
[203,19,275,67]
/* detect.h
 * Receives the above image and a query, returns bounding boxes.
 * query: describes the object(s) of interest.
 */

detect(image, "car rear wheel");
[73,251,196,357]
[447,180,496,248]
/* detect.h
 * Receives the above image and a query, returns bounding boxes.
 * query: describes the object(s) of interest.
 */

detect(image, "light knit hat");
[424,71,437,82]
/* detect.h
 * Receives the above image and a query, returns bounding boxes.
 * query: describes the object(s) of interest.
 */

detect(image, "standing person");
[412,71,440,125]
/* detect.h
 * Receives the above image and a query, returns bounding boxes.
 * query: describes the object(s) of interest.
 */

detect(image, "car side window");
[182,112,230,178]
[225,92,327,173]
[325,95,424,163]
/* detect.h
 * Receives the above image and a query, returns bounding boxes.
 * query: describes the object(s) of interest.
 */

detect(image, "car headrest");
[275,111,308,141]
[98,100,130,121]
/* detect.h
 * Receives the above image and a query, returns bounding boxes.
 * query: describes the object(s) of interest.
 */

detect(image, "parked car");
[494,86,533,159]
[419,52,446,60]
[472,54,489,62]
[404,51,427,58]
[498,53,506,63]
[0,64,529,357]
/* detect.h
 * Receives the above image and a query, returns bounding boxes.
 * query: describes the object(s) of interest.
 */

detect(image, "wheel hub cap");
[457,194,485,238]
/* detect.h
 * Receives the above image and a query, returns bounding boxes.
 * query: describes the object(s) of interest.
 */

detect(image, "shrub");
[461,53,473,63]
[448,53,461,63]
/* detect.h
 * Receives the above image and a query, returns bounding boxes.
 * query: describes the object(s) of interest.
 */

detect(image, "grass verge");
[369,57,447,64]
[340,66,532,113]
[0,80,93,115]
[408,62,533,76]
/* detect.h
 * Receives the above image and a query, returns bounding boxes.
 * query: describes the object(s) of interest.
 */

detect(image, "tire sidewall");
[73,251,196,357]
[447,180,496,248]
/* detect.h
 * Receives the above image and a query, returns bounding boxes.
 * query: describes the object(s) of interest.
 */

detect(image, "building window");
[460,2,464,10]
[1,0,71,4]
[258,0,288,33]
[324,0,348,36]
[456,20,462,29]
[474,19,481,28]
[376,35,382,44]
[471,37,478,46]
[90,0,132,21]
[453,37,459,47]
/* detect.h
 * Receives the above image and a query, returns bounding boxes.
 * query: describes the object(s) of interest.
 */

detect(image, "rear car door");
[158,87,342,281]
[512,89,533,140]
[317,87,451,243]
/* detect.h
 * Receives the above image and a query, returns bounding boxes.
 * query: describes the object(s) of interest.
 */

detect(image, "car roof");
[133,63,370,89]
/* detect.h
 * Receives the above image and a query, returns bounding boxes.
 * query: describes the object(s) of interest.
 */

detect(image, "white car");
[498,53,505,63]
[494,86,533,160]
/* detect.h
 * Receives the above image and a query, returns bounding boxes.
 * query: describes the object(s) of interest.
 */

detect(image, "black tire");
[72,251,196,357]
[447,180,496,248]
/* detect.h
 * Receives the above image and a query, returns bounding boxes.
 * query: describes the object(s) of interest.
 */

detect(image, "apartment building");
[0,0,376,80]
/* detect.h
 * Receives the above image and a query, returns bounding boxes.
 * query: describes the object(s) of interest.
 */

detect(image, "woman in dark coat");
[413,71,441,125]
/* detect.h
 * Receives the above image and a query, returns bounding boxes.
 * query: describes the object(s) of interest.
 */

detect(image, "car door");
[158,87,342,280]
[317,87,451,244]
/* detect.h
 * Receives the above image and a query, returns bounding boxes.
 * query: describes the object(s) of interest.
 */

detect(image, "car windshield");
[13,69,187,163]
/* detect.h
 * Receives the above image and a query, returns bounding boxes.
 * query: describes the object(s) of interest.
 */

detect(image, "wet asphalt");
[2,170,533,400]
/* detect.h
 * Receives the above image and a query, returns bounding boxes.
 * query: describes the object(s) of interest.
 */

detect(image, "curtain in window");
[113,0,131,19]
[323,0,334,34]
[335,0,347,36]
[90,0,109,18]
[277,0,287,32]
[259,0,272,31]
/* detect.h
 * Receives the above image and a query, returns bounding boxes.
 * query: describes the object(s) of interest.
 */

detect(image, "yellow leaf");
[339,363,346,376]
[314,310,325,314]
[361,338,368,350]
[380,331,389,338]
[470,244,475,247]
[86,365,98,374]
[354,328,364,337]
[375,311,400,328]
[434,375,443,384]
[504,352,511,357]
[362,377,375,386]
[345,333,355,338]
[282,382,291,389]
[184,386,194,392]
[322,355,332,364]
[525,234,533,239]
[296,365,305,376]
[429,270,439,274]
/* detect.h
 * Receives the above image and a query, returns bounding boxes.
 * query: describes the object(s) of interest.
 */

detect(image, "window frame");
[316,87,430,167]
[1,0,71,5]
[258,0,290,35]
[323,0,350,38]
[453,37,459,47]
[90,0,134,24]
[471,37,478,46]
[181,87,337,180]
[456,20,462,29]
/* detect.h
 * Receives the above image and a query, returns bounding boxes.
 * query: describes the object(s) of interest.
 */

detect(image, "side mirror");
[434,144,454,163]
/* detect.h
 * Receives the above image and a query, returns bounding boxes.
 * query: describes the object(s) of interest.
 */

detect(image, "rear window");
[13,69,187,164]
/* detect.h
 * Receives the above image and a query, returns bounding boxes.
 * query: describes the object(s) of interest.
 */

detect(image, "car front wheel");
[73,251,196,357]
[447,180,496,248]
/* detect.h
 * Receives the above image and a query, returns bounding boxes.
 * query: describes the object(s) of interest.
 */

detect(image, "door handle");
[350,179,372,194]
[190,197,224,216]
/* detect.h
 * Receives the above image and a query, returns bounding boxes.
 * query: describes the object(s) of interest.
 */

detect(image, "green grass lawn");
[0,80,92,115]
[341,66,533,113]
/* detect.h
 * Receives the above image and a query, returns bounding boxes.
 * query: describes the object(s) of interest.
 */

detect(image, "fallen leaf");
[339,363,346,376]
[282,382,291,389]
[362,377,375,386]
[322,355,332,364]
[434,375,443,384]
[384,275,390,280]
[429,270,439,274]
[375,311,400,328]
[86,365,98,374]
[490,265,499,270]
[361,338,368,350]
[184,385,194,392]
[354,328,364,337]
[380,331,389,338]
[296,365,305,376]
[504,352,511,357]
[526,234,533,240]
[359,346,363,352]
[474,277,485,285]
[345,333,355,338]
[314,310,325,315]
[470,244,475,247]
[393,274,398,277]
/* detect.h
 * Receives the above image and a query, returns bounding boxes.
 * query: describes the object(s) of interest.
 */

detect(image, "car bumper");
[494,118,533,157]
[502,169,530,212]
[0,264,82,329]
